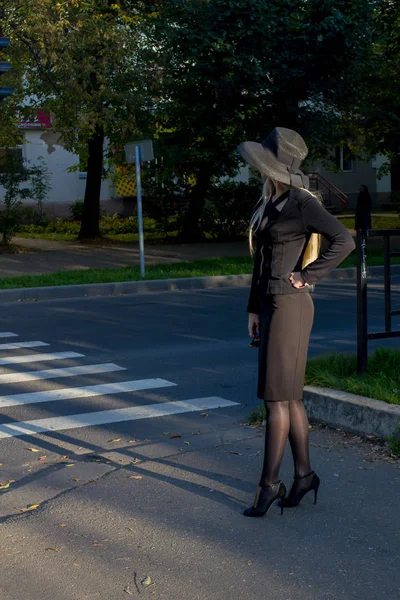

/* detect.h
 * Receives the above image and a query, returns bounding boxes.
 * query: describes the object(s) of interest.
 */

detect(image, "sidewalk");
[2,229,399,279]
[1,238,249,278]
[0,423,399,600]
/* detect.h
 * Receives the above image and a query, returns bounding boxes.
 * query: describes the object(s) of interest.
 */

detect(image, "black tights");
[259,399,312,487]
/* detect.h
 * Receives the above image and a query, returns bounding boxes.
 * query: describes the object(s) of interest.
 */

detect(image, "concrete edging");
[303,386,400,439]
[0,263,399,304]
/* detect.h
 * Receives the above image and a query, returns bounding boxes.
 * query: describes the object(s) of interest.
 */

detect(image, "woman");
[355,185,372,231]
[237,127,355,518]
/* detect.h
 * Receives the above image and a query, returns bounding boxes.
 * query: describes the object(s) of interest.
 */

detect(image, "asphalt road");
[0,276,399,599]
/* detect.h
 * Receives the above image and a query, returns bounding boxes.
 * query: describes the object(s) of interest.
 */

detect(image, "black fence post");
[383,234,391,332]
[356,229,368,373]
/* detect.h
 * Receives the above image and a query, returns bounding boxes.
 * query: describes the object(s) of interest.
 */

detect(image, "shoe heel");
[314,488,318,505]
[280,491,285,515]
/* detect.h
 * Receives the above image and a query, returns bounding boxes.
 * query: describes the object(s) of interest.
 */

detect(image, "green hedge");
[17,215,161,237]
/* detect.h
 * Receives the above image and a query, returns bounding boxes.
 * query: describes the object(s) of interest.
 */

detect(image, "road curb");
[0,264,399,304]
[304,386,400,439]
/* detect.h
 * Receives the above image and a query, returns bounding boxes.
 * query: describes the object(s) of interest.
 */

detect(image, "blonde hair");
[249,178,321,269]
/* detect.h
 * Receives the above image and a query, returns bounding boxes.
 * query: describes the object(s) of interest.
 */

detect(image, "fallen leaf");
[143,439,150,442]
[124,587,133,596]
[141,576,152,587]
[108,438,121,443]
[169,434,181,439]
[162,432,170,436]
[131,458,141,464]
[58,524,67,527]
[129,440,138,443]
[28,448,40,453]
[0,480,15,490]
[0,463,3,466]
[65,464,75,467]
[128,476,143,480]
[184,441,190,445]
[21,503,40,512]
[59,455,69,460]
[127,528,135,533]
[45,547,61,553]
[38,456,47,461]
[91,543,104,547]
[229,451,242,456]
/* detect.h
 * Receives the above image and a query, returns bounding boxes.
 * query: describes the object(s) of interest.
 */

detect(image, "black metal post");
[356,229,368,373]
[383,235,391,332]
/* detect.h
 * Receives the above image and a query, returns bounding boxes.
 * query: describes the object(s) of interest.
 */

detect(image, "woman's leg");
[283,398,320,508]
[288,398,312,478]
[259,401,290,486]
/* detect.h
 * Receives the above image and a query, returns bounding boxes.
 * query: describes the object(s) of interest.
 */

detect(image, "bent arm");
[300,195,355,285]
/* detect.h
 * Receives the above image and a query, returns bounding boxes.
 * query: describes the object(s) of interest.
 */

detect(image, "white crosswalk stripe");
[0,331,239,440]
[0,378,177,408]
[0,341,49,351]
[0,351,84,366]
[0,397,239,439]
[0,363,125,384]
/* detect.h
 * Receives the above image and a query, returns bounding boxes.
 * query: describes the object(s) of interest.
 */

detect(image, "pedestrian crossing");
[0,332,239,441]
[0,351,84,366]
[0,363,125,384]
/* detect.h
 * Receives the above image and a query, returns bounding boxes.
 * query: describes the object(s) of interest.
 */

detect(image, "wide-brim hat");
[237,127,310,189]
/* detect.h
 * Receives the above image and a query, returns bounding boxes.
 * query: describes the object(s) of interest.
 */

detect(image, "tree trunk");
[179,169,213,242]
[78,124,104,240]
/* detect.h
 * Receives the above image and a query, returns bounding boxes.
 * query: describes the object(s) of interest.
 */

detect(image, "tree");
[351,1,400,165]
[0,149,48,243]
[144,0,376,240]
[2,0,156,239]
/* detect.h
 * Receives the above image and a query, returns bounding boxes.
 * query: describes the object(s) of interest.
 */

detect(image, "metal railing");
[308,172,349,210]
[356,228,400,373]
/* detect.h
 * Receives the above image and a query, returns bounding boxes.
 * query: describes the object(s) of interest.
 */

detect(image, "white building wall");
[373,154,391,194]
[0,129,120,218]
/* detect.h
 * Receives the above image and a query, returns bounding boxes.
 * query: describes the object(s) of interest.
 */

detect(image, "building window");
[335,146,353,172]
[0,147,24,174]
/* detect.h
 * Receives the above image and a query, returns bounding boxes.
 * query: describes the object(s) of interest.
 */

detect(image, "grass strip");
[0,248,400,290]
[248,348,400,425]
[0,257,252,290]
[305,348,400,405]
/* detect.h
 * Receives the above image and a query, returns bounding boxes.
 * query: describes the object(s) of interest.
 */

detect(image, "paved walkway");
[1,238,249,278]
[1,226,399,279]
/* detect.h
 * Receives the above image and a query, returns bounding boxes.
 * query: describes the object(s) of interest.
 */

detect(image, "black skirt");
[258,293,314,402]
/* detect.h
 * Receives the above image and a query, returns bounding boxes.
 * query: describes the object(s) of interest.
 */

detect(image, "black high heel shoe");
[282,471,320,508]
[243,481,286,518]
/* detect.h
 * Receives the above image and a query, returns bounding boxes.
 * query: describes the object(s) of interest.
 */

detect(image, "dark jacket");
[247,188,355,314]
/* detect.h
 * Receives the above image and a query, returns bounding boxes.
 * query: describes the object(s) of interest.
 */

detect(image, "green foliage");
[0,150,30,244]
[17,215,160,238]
[337,216,400,230]
[386,431,400,456]
[69,201,85,222]
[2,0,157,238]
[143,0,377,239]
[0,256,254,290]
[305,348,400,405]
[200,179,261,241]
[0,151,51,243]
[248,405,266,424]
[29,157,51,217]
